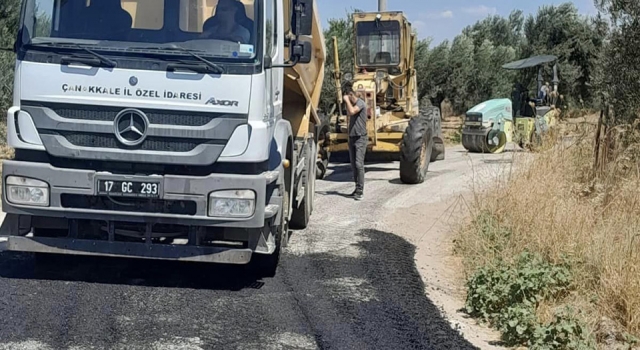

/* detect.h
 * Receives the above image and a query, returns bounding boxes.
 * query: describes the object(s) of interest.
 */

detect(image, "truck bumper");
[0,235,252,264]
[1,160,279,227]
[0,160,282,264]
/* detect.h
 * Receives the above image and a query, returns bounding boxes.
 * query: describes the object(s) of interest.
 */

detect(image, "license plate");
[465,121,482,126]
[97,179,160,198]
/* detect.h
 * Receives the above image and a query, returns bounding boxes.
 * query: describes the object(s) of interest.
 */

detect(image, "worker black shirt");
[349,98,368,137]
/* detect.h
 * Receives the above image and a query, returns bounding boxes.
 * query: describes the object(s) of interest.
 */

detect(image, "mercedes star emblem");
[113,109,149,146]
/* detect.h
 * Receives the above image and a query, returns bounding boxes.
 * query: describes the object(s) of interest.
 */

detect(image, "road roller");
[462,54,561,153]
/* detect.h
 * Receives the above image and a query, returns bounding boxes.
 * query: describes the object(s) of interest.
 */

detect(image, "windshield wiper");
[31,41,117,68]
[76,45,117,67]
[128,45,225,74]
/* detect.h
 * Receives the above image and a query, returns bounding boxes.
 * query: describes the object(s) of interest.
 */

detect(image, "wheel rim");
[488,131,507,153]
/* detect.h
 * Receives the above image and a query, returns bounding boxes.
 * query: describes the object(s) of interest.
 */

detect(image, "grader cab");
[326,11,445,184]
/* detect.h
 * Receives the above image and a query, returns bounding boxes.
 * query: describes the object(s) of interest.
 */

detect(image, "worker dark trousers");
[348,135,367,193]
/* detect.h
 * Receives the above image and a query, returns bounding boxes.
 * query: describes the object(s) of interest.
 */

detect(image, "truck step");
[263,171,279,184]
[264,204,279,219]
[295,157,306,177]
[296,186,305,204]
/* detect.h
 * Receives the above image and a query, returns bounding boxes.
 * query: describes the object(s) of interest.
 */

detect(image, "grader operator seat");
[374,52,392,65]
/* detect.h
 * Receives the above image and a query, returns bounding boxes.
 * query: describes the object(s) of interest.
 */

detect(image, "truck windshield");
[355,20,400,67]
[21,0,258,60]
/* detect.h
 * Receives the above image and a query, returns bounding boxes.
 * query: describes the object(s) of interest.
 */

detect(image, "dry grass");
[0,144,14,160]
[456,119,640,345]
[0,123,13,160]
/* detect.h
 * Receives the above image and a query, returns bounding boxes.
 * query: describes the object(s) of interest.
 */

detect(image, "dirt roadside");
[380,144,529,350]
[384,194,505,349]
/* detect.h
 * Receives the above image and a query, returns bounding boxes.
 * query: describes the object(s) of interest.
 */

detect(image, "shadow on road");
[482,158,514,164]
[455,147,525,154]
[327,152,400,164]
[316,190,353,198]
[323,163,396,183]
[280,228,481,349]
[0,252,265,291]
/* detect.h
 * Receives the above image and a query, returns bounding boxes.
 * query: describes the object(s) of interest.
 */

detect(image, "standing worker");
[342,83,368,201]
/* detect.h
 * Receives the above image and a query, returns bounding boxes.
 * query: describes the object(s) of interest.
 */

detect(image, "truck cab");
[1,0,323,278]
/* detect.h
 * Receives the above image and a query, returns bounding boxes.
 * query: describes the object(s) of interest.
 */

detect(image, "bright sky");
[317,0,599,45]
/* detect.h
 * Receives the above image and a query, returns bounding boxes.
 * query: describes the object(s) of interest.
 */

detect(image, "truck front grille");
[20,100,248,166]
[60,132,204,153]
[50,104,217,127]
[61,194,197,216]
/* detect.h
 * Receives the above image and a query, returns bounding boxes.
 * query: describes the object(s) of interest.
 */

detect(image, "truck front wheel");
[252,183,288,278]
[290,142,312,229]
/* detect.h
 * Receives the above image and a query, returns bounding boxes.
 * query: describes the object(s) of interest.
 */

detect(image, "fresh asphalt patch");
[0,228,477,349]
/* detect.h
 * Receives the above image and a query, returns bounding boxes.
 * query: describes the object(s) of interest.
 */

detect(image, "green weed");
[464,248,593,348]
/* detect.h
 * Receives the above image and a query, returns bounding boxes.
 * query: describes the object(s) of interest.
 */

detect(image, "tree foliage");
[595,0,640,125]
[0,0,20,120]
[319,2,609,116]
[0,1,638,130]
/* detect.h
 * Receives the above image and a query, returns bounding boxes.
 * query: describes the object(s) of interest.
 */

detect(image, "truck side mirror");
[271,40,311,68]
[291,0,313,37]
[291,40,312,64]
[264,55,273,69]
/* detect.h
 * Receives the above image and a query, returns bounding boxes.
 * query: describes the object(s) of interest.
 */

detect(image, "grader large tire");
[399,116,434,184]
[430,106,445,162]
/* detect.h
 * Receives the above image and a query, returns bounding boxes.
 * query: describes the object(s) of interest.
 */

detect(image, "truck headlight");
[208,190,255,218]
[5,176,50,206]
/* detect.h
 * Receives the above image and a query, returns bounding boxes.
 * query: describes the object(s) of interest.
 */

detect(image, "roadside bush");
[464,250,591,348]
[456,119,640,348]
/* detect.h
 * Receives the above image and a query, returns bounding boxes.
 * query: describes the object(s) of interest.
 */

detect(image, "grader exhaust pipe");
[378,0,386,11]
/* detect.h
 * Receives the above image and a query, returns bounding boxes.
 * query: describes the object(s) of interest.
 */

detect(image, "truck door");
[265,0,282,122]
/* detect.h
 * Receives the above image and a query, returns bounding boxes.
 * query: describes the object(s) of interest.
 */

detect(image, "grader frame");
[325,10,444,184]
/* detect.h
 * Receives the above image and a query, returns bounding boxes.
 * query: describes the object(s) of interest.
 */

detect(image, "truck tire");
[252,184,288,278]
[399,116,434,184]
[308,140,317,215]
[290,143,311,229]
[316,157,327,180]
[316,122,331,180]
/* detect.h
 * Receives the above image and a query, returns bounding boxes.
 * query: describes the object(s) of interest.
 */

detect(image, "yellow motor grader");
[324,10,445,184]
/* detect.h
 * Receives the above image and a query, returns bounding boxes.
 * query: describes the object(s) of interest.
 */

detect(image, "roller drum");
[462,127,507,153]
[462,128,491,153]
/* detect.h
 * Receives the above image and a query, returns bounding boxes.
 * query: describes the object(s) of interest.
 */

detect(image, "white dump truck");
[0,0,326,278]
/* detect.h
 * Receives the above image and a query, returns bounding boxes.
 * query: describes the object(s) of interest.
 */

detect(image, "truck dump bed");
[283,0,326,133]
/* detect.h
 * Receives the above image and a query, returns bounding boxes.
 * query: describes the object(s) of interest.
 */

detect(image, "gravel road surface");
[0,144,515,349]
